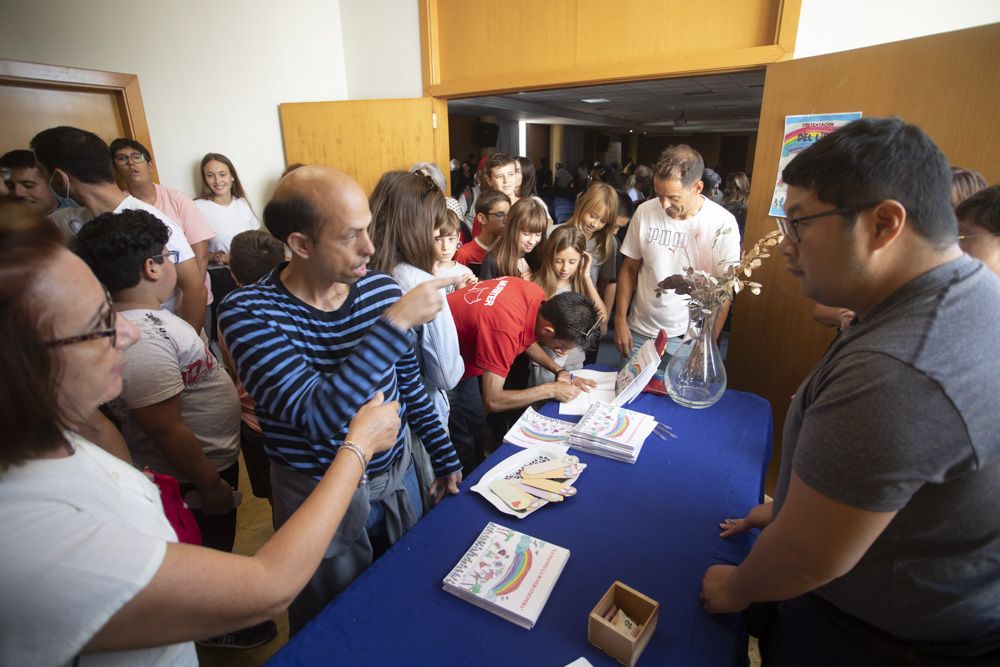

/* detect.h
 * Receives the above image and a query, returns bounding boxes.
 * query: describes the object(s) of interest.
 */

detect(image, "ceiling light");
[581,98,610,104]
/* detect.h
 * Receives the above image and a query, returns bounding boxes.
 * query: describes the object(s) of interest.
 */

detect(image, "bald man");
[218,167,464,633]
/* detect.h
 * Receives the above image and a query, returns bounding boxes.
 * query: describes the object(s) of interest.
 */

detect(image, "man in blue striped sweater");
[219,166,464,634]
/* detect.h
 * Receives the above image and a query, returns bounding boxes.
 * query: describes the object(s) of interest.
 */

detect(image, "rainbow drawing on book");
[503,407,574,449]
[491,539,533,596]
[603,411,630,438]
[443,522,570,629]
[518,424,566,443]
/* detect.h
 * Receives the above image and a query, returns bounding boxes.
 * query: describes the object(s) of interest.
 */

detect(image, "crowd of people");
[1,116,999,666]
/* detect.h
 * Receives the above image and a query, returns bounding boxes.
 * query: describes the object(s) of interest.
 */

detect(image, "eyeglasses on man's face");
[776,202,880,244]
[150,250,180,265]
[114,152,148,166]
[45,289,117,348]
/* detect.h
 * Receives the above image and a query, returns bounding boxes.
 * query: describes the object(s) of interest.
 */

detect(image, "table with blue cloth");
[268,388,772,667]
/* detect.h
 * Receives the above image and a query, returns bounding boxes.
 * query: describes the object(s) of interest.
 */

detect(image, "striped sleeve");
[219,293,411,449]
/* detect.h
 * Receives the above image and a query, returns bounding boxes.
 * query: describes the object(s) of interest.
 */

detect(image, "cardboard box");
[587,581,659,667]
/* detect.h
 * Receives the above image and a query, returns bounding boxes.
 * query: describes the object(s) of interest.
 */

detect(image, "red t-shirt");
[454,237,490,267]
[448,277,544,380]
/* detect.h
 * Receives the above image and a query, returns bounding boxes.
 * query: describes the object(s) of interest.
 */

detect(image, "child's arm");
[580,252,609,334]
[131,395,235,516]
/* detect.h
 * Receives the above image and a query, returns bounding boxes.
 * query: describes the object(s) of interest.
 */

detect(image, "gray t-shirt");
[774,255,1000,643]
[111,309,241,481]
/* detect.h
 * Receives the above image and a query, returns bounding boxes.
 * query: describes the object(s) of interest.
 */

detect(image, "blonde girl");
[528,225,607,385]
[480,197,548,280]
[565,182,619,329]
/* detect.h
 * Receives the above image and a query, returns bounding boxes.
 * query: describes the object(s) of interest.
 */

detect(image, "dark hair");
[475,189,511,216]
[722,172,750,209]
[435,209,462,236]
[653,145,704,187]
[615,188,634,219]
[486,152,516,175]
[263,195,320,244]
[198,152,249,201]
[540,291,600,348]
[494,197,548,277]
[702,168,722,195]
[0,149,38,170]
[108,138,151,162]
[517,157,537,197]
[368,170,441,275]
[282,162,306,177]
[30,126,116,185]
[951,167,987,208]
[229,229,286,285]
[73,209,169,292]
[0,203,71,468]
[956,185,1000,236]
[782,117,956,246]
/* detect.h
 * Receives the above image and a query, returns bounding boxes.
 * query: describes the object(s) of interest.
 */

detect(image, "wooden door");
[726,23,1000,490]
[0,59,155,178]
[279,97,450,195]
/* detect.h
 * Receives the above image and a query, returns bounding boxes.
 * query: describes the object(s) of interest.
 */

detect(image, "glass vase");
[665,302,727,409]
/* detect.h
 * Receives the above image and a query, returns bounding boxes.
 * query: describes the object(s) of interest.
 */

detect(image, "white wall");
[339,0,423,100]
[0,0,349,209]
[795,0,1000,58]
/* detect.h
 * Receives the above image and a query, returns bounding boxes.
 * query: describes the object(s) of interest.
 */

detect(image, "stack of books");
[443,522,569,629]
[567,402,657,463]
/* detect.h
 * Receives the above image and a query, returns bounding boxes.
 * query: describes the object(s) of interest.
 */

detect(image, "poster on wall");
[769,112,862,217]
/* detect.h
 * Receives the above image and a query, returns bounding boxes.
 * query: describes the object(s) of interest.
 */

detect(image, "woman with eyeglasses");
[956,185,1000,277]
[0,204,399,666]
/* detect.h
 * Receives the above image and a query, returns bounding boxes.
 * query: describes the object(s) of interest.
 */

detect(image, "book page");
[558,369,616,415]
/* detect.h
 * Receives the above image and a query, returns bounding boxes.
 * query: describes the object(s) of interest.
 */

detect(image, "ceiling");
[448,70,765,135]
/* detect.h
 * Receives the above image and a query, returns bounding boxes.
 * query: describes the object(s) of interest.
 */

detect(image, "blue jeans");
[621,329,684,381]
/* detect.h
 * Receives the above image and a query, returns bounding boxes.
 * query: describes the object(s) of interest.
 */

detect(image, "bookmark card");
[472,447,585,519]
[515,482,565,503]
[503,407,576,449]
[490,479,543,512]
[519,477,577,497]
[471,447,579,519]
[522,455,580,476]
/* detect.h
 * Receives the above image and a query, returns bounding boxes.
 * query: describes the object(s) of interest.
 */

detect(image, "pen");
[569,372,574,382]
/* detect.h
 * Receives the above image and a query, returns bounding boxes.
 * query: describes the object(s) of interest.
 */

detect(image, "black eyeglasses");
[150,250,180,265]
[776,202,880,244]
[486,211,507,219]
[114,152,148,165]
[45,289,117,348]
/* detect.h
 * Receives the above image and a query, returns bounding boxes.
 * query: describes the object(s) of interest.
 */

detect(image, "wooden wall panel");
[423,0,799,97]
[0,59,155,179]
[727,23,1000,490]
[280,97,450,196]
[525,123,551,165]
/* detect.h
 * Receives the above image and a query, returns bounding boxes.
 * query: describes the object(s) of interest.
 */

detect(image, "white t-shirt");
[114,196,196,314]
[0,433,197,667]
[112,309,241,480]
[620,196,740,338]
[193,197,260,254]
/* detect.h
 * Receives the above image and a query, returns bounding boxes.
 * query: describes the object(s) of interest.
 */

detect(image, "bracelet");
[340,440,369,487]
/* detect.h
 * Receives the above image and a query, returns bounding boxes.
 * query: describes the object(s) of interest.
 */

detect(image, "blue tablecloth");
[268,388,772,667]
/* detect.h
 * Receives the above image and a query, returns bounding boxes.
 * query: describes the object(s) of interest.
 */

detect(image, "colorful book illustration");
[443,522,570,630]
[568,402,657,463]
[471,447,582,519]
[502,407,575,448]
[559,334,665,415]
